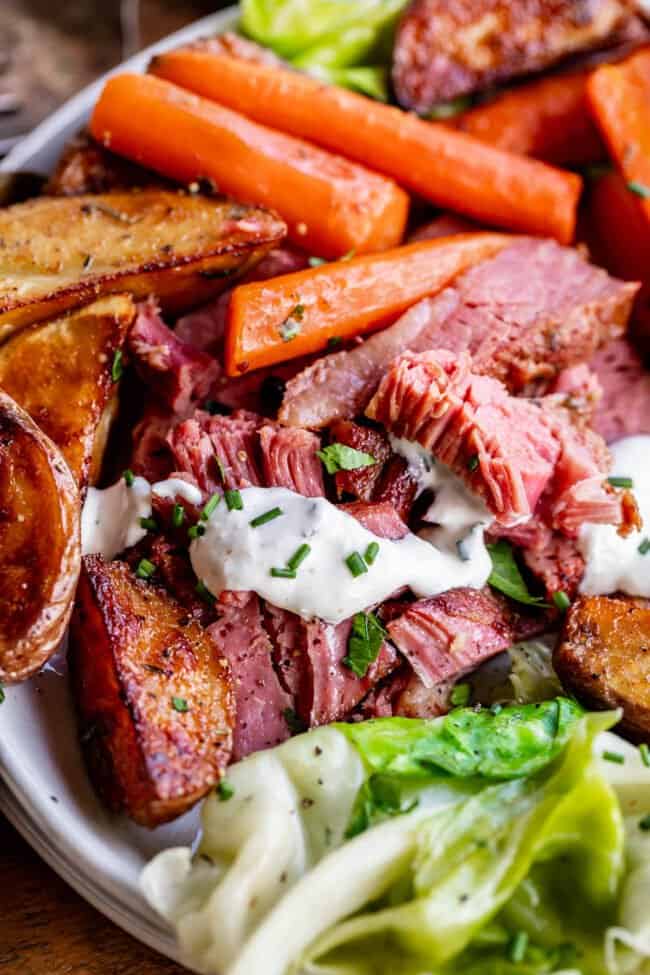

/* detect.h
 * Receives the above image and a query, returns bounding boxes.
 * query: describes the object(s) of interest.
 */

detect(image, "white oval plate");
[0,6,239,966]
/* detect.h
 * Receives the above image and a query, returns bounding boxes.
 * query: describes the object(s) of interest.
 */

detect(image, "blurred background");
[0,0,231,156]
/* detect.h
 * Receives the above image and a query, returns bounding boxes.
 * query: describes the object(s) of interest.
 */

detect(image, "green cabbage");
[141,703,650,975]
[239,0,409,99]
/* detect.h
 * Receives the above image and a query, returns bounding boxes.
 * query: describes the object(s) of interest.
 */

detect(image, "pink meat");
[338,500,409,539]
[258,425,325,497]
[128,298,220,413]
[408,213,479,242]
[168,409,264,493]
[489,521,586,601]
[590,337,650,443]
[387,587,545,687]
[208,591,292,760]
[130,404,178,482]
[280,238,637,428]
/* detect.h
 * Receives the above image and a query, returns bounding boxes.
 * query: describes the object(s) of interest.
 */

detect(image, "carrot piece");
[455,70,604,167]
[151,49,581,243]
[90,74,409,260]
[225,233,512,375]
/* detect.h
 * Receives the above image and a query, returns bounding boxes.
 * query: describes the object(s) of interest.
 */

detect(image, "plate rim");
[0,6,239,969]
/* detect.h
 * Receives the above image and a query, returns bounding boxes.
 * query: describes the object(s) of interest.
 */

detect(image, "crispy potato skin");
[393,0,645,111]
[0,191,286,339]
[0,391,80,683]
[69,556,235,826]
[555,594,650,740]
[0,294,134,489]
[45,131,166,196]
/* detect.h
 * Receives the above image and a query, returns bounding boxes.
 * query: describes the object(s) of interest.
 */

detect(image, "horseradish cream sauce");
[190,484,493,625]
[81,476,202,559]
[579,435,650,597]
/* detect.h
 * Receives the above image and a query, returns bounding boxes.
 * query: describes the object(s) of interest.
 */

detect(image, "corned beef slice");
[488,521,586,602]
[208,591,291,760]
[367,348,638,534]
[258,425,324,496]
[387,587,545,688]
[128,298,220,413]
[590,337,650,443]
[338,501,409,539]
[279,239,637,429]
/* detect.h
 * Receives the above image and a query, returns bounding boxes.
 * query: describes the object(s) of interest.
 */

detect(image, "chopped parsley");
[450,683,471,708]
[217,780,235,801]
[250,507,283,528]
[607,475,634,489]
[317,443,376,474]
[111,349,124,382]
[283,707,307,734]
[486,540,547,607]
[123,469,135,487]
[171,696,189,713]
[639,537,650,556]
[135,558,156,580]
[225,489,243,511]
[345,551,368,578]
[628,180,650,199]
[343,611,386,678]
[279,303,305,342]
[552,591,571,613]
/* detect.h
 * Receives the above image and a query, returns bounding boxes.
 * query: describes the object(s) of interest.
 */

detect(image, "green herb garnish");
[188,523,206,540]
[0,684,4,704]
[171,696,189,713]
[318,443,376,474]
[487,540,547,607]
[225,489,243,511]
[345,551,368,578]
[343,611,386,678]
[172,504,185,528]
[287,543,311,571]
[217,780,235,801]
[279,303,305,342]
[135,558,156,580]
[195,580,215,604]
[111,349,123,382]
[628,180,650,199]
[308,256,327,267]
[123,469,135,487]
[639,538,650,556]
[608,475,634,489]
[250,507,283,528]
[427,95,473,120]
[283,707,307,734]
[201,493,221,521]
[327,336,342,348]
[364,541,380,565]
[552,591,571,613]
[450,683,471,708]
[640,743,650,767]
[508,931,529,964]
[139,517,157,532]
[270,567,297,579]
[602,750,625,765]
[467,454,479,472]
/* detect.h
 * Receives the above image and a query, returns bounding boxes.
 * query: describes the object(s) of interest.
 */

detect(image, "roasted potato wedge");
[0,191,286,339]
[0,294,134,488]
[0,391,80,683]
[555,594,650,740]
[70,555,234,826]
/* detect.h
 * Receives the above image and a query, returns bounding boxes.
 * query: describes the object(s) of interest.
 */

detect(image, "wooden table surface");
[0,3,231,971]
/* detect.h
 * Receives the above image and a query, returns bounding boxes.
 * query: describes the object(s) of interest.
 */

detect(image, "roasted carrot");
[225,232,512,375]
[90,74,409,260]
[150,50,581,243]
[455,71,604,167]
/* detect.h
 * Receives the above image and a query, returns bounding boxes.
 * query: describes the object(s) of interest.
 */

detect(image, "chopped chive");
[640,814,650,831]
[250,507,283,528]
[139,516,157,532]
[327,336,342,348]
[225,489,243,511]
[279,303,305,342]
[270,567,297,579]
[217,780,235,801]
[195,580,215,604]
[123,468,135,487]
[111,349,123,382]
[172,504,185,528]
[640,743,650,767]
[308,256,327,267]
[628,180,650,199]
[450,683,471,707]
[364,541,380,565]
[135,558,156,580]
[467,454,479,472]
[171,696,189,713]
[188,523,206,540]
[0,684,4,704]
[287,543,311,571]
[201,493,221,521]
[602,750,625,765]
[508,931,529,964]
[639,538,650,556]
[552,591,571,612]
[608,475,634,489]
[345,552,368,577]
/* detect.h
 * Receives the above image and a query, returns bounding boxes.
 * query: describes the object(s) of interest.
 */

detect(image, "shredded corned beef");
[338,500,409,539]
[258,424,324,496]
[279,238,637,428]
[590,337,650,443]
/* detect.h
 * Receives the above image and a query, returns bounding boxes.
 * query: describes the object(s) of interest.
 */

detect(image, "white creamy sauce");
[81,476,202,559]
[579,435,650,598]
[190,485,493,625]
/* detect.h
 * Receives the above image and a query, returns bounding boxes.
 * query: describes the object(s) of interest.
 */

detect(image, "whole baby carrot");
[90,73,409,260]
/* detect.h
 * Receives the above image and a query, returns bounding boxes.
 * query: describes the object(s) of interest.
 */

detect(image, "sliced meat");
[554,594,650,741]
[368,348,638,534]
[547,362,603,426]
[208,591,292,760]
[338,501,409,539]
[280,238,637,429]
[130,404,179,483]
[45,130,164,196]
[590,337,650,443]
[168,409,264,494]
[387,586,546,687]
[258,425,324,496]
[490,521,586,600]
[393,0,647,111]
[329,420,391,501]
[128,298,220,414]
[408,213,479,242]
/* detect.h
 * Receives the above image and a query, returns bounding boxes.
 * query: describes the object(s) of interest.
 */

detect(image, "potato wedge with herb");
[0,391,80,683]
[0,294,134,488]
[69,555,234,826]
[0,191,286,339]
[554,594,650,741]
